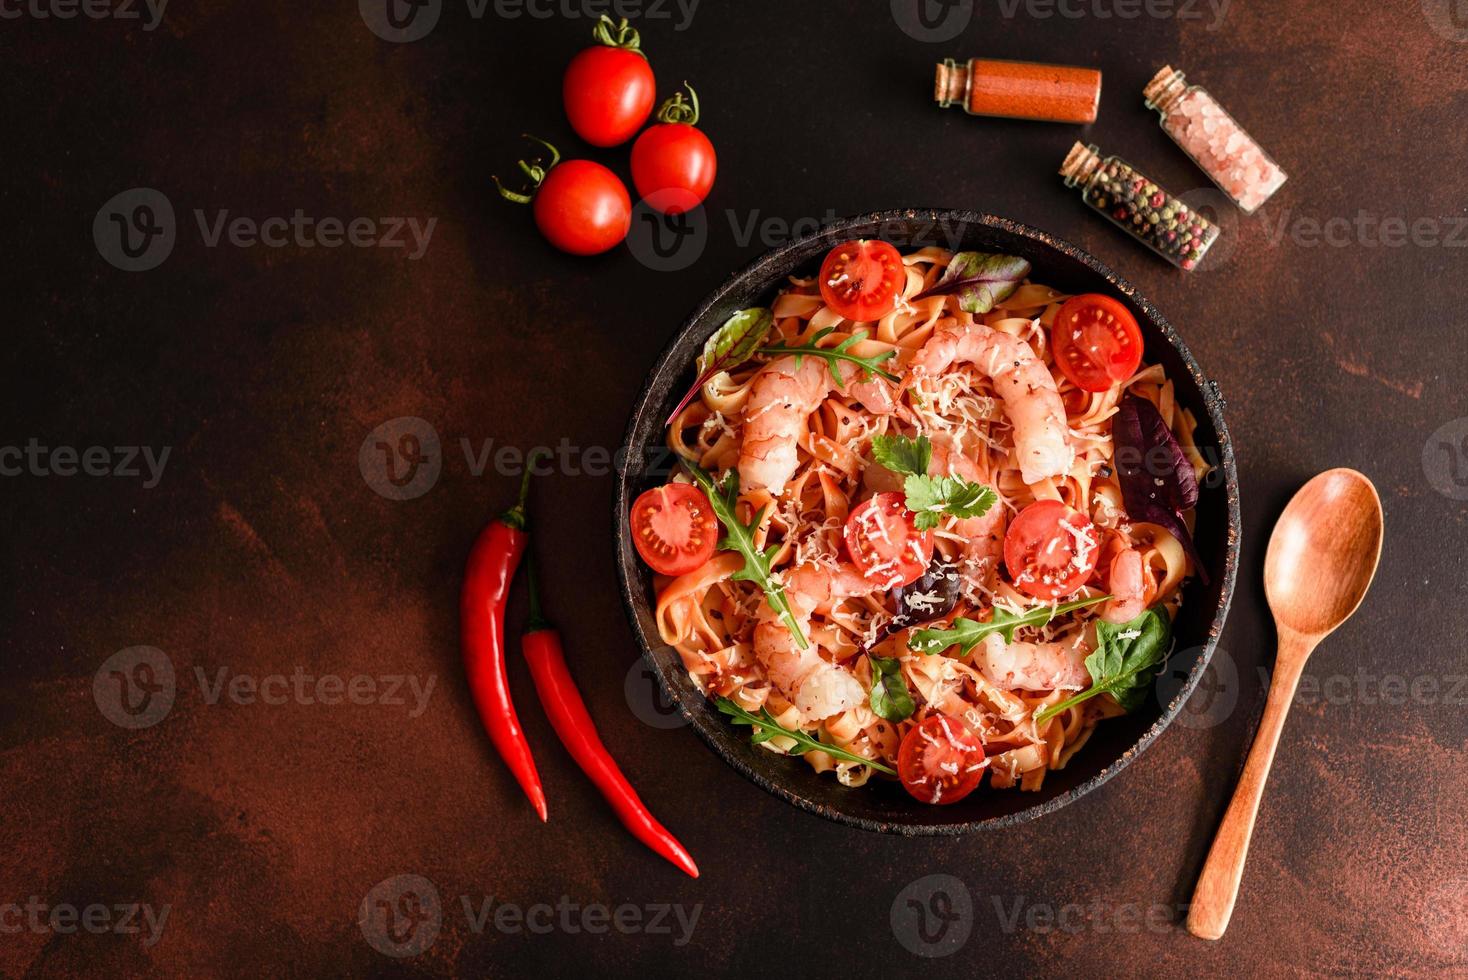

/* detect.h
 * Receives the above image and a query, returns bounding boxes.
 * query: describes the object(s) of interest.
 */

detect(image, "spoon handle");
[1186,631,1315,940]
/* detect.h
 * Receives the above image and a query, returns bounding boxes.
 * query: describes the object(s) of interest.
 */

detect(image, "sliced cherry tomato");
[532,159,632,256]
[1051,293,1144,392]
[631,483,717,576]
[819,240,904,322]
[1003,499,1100,600]
[843,492,933,589]
[562,18,656,147]
[898,715,987,805]
[631,84,717,215]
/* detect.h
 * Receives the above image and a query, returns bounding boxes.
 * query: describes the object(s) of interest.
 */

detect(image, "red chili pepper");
[520,554,699,878]
[461,463,547,822]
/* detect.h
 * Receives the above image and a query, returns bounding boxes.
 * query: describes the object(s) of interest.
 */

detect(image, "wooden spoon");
[1186,468,1383,941]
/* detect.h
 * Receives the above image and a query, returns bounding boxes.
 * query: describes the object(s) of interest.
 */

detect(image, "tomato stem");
[493,135,561,205]
[655,81,700,126]
[591,14,643,54]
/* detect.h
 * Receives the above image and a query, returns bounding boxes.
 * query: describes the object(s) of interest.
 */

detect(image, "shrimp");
[738,356,831,496]
[1101,548,1148,623]
[976,632,1091,692]
[753,562,879,723]
[909,323,1073,485]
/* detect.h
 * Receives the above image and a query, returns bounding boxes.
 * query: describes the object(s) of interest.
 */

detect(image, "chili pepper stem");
[523,551,551,634]
[499,450,547,530]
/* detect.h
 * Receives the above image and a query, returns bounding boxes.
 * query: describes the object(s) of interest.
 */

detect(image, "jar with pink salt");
[1144,66,1287,215]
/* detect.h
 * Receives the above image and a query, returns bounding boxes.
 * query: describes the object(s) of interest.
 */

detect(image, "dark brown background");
[4,0,1466,976]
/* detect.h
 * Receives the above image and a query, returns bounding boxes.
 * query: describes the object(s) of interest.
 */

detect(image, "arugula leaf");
[912,252,1031,315]
[1035,607,1172,724]
[758,327,900,391]
[871,433,932,477]
[665,308,773,426]
[684,463,808,650]
[908,594,1110,656]
[868,656,915,722]
[903,474,997,531]
[715,697,896,774]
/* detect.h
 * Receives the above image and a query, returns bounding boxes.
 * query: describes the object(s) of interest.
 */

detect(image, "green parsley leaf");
[715,697,896,774]
[684,463,808,650]
[871,433,932,477]
[868,656,915,722]
[1034,607,1173,724]
[902,474,997,531]
[908,594,1111,656]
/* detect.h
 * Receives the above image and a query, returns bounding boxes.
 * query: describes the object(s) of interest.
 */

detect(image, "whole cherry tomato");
[563,15,656,148]
[495,137,631,256]
[631,82,717,215]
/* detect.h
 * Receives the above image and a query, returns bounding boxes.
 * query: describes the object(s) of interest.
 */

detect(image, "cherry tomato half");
[630,483,718,576]
[1051,293,1144,392]
[1003,499,1100,600]
[631,86,717,215]
[898,715,987,805]
[819,240,904,322]
[844,492,933,589]
[532,160,632,256]
[562,25,656,147]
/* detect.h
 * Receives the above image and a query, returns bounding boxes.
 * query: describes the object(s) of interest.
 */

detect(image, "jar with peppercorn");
[1059,142,1219,272]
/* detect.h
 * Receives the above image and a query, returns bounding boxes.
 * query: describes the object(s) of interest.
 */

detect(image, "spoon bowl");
[1264,469,1384,638]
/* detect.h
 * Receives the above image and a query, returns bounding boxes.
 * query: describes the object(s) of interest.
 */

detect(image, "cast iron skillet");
[614,210,1239,834]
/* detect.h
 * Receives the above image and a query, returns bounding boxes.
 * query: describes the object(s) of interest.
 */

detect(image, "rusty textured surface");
[3,1,1466,976]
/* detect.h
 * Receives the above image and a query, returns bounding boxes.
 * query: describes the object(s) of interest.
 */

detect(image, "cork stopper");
[934,58,969,109]
[1143,65,1187,112]
[1058,142,1102,186]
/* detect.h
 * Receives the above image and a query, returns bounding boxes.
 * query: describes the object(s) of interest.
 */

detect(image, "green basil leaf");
[1035,607,1173,723]
[868,656,915,722]
[871,433,932,477]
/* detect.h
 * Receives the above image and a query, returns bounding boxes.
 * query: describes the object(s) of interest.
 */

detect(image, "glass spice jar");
[1144,66,1287,214]
[1059,142,1220,272]
[934,57,1101,124]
